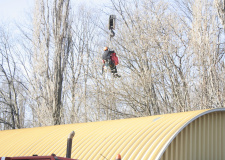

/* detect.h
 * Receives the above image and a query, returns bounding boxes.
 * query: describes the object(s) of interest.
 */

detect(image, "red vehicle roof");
[0,155,78,160]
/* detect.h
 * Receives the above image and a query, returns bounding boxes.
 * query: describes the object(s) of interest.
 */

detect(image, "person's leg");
[111,65,117,73]
[109,60,120,77]
[109,60,116,73]
[102,64,105,74]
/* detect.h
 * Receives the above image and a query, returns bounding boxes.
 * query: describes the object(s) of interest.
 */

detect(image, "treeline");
[0,0,225,130]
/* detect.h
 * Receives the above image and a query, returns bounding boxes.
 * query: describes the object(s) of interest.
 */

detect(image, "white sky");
[0,0,33,22]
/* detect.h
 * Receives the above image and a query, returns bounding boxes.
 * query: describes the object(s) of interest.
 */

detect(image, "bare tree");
[105,0,225,116]
[28,0,72,126]
[190,0,225,108]
[0,26,27,129]
[2,0,225,128]
[65,5,104,123]
[215,0,225,29]
[107,0,178,116]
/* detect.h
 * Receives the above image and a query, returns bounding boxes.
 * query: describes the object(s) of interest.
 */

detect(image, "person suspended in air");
[102,47,121,78]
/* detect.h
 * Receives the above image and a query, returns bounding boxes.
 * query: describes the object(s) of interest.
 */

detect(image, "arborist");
[102,46,120,78]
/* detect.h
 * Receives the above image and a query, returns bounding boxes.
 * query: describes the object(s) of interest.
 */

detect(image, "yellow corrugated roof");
[0,108,224,159]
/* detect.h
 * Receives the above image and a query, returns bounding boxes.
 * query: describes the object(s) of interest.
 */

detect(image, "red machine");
[0,155,77,160]
[0,131,76,160]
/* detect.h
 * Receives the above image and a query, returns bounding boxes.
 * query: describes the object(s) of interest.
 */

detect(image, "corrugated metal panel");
[161,111,225,160]
[0,109,224,160]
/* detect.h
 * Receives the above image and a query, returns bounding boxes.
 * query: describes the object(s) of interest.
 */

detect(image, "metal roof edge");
[156,108,225,160]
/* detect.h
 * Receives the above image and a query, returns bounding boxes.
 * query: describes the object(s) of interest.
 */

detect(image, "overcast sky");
[0,0,108,23]
[0,0,33,22]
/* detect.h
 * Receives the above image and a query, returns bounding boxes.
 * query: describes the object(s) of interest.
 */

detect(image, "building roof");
[0,108,224,159]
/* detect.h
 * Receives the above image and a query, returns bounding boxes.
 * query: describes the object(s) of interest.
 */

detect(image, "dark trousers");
[103,59,117,74]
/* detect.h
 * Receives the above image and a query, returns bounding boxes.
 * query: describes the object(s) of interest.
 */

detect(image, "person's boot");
[113,73,121,78]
